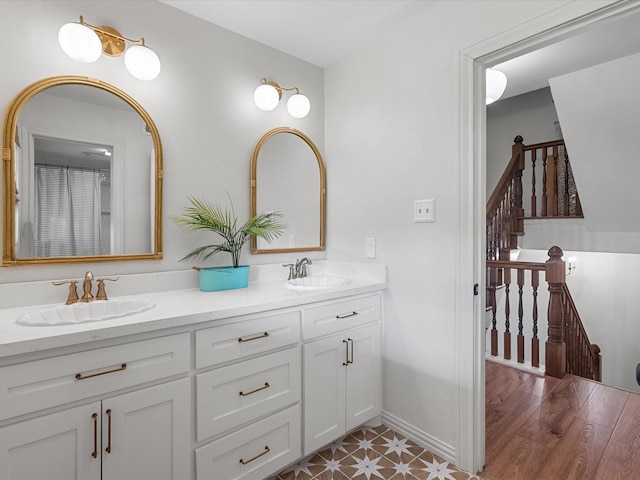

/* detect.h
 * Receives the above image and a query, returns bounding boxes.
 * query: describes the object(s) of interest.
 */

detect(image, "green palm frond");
[173,196,285,267]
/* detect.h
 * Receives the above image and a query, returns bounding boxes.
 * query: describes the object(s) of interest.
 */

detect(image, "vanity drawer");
[195,404,301,480]
[301,293,381,340]
[196,346,300,441]
[0,333,190,420]
[195,311,300,368]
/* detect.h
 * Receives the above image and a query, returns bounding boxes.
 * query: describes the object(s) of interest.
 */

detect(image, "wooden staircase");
[486,136,600,381]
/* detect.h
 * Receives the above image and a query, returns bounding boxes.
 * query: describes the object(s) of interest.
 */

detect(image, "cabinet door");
[345,323,382,431]
[303,333,347,455]
[102,378,190,480]
[0,402,101,480]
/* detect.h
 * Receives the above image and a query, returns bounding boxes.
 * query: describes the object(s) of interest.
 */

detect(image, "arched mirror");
[2,76,162,266]
[250,127,326,254]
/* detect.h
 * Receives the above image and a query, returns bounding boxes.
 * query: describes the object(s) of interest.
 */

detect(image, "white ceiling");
[159,0,640,100]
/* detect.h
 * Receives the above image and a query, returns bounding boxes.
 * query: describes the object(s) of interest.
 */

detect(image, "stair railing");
[486,136,525,262]
[486,136,583,263]
[486,245,601,380]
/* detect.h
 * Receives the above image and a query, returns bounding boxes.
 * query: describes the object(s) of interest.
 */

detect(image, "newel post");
[511,136,525,242]
[545,245,566,379]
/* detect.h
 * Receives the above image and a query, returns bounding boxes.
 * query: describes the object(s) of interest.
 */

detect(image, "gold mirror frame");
[250,127,326,254]
[2,76,163,266]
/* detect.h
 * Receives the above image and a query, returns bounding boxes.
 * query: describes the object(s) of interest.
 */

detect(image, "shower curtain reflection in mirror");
[33,163,110,256]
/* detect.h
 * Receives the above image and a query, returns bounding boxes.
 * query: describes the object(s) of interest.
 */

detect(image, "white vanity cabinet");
[0,333,191,480]
[0,275,386,480]
[194,311,302,480]
[302,293,382,455]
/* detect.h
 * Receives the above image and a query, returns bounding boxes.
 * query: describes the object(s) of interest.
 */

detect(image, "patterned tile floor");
[270,425,479,480]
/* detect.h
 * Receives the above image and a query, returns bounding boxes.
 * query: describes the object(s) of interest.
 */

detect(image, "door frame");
[457,0,640,473]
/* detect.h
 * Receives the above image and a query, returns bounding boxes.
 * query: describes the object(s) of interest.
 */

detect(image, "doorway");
[459,1,640,474]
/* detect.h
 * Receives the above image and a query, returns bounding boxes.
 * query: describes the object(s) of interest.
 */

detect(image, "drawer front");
[301,294,381,339]
[196,404,301,480]
[197,346,300,441]
[195,311,300,368]
[0,333,190,420]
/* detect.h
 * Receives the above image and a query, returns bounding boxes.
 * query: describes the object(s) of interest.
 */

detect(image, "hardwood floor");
[484,360,640,480]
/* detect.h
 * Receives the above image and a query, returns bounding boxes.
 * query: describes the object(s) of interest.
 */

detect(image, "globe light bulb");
[254,84,280,111]
[287,93,310,118]
[58,22,102,63]
[124,45,161,81]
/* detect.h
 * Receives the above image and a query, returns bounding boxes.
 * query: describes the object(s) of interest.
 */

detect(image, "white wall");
[324,0,610,465]
[0,0,325,284]
[551,52,640,234]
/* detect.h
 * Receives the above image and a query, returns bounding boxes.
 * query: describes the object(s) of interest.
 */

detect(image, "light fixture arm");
[259,77,301,98]
[78,15,145,57]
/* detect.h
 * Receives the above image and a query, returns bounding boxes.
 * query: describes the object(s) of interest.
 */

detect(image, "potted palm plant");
[173,196,284,291]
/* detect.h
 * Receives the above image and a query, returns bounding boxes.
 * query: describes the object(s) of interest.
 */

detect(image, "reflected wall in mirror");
[2,76,163,266]
[250,127,326,254]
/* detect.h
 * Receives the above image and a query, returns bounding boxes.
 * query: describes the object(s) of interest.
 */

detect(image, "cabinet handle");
[342,339,349,366]
[348,338,354,365]
[239,445,270,465]
[76,363,127,381]
[239,382,270,397]
[91,413,98,459]
[238,332,269,343]
[336,311,358,319]
[105,409,112,454]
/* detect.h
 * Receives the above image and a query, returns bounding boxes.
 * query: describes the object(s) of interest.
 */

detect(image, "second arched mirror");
[250,127,326,254]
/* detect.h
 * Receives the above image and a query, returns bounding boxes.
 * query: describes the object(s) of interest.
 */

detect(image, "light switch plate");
[414,199,435,223]
[366,237,376,259]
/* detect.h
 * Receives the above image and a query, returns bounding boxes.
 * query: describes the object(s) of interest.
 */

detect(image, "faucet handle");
[282,263,295,280]
[95,277,119,301]
[52,280,79,305]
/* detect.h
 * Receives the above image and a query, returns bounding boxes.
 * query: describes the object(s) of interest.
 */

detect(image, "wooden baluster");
[490,266,498,356]
[550,146,558,216]
[541,149,548,217]
[517,268,525,364]
[563,145,570,216]
[545,246,566,378]
[531,149,537,217]
[531,270,539,368]
[503,265,511,361]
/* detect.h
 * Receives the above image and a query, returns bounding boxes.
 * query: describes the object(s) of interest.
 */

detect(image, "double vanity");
[0,262,386,480]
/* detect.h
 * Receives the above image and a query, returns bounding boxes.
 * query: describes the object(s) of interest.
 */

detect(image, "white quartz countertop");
[0,262,386,358]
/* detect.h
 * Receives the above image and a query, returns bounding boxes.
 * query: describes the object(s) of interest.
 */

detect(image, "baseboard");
[381,410,457,465]
[485,353,545,376]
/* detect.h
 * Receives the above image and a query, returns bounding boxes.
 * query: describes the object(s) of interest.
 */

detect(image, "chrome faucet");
[282,258,313,280]
[295,258,312,278]
[53,271,119,304]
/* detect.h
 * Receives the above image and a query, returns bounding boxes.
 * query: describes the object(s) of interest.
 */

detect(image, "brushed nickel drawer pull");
[238,332,269,343]
[76,363,127,380]
[348,338,354,364]
[239,445,270,465]
[91,413,98,458]
[342,339,349,366]
[336,311,358,319]
[239,382,270,397]
[105,409,112,454]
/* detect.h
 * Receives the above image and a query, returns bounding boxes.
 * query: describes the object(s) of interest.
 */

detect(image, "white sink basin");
[16,299,155,327]
[286,275,351,291]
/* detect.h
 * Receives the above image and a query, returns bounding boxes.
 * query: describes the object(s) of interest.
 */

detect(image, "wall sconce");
[566,255,577,275]
[58,16,161,81]
[253,78,310,118]
[486,68,507,105]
